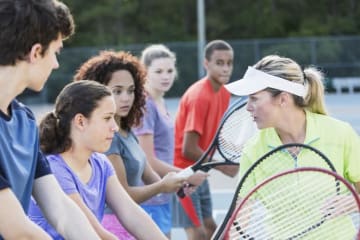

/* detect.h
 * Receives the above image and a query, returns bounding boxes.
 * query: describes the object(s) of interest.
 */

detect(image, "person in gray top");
[74,50,190,238]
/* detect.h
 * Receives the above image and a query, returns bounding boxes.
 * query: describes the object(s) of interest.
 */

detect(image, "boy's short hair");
[0,0,75,65]
[205,40,233,61]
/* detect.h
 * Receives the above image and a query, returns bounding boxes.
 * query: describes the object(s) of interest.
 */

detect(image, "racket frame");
[212,143,337,239]
[223,167,360,240]
[177,97,248,179]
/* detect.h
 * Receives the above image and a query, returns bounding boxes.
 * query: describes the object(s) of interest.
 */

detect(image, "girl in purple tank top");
[28,81,168,240]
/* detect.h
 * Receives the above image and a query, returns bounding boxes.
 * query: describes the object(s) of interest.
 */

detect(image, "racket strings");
[228,171,360,240]
[233,187,336,238]
[217,108,256,162]
[237,148,336,199]
[214,144,340,240]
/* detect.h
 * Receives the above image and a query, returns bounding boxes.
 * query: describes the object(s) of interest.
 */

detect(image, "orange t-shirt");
[174,78,231,168]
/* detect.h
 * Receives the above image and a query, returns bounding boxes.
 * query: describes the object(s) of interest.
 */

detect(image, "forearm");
[106,177,167,240]
[89,216,117,240]
[0,188,51,240]
[126,182,164,203]
[86,216,117,240]
[1,212,52,240]
[215,164,239,177]
[355,182,360,194]
[121,210,167,240]
[33,176,100,240]
[149,156,181,177]
[50,196,100,240]
[4,220,52,240]
[112,195,166,239]
[183,145,204,162]
[138,135,181,177]
[182,131,204,162]
[68,194,117,240]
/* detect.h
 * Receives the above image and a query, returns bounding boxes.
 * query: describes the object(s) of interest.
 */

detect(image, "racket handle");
[176,166,195,178]
[177,183,192,198]
[176,167,195,199]
[177,187,186,198]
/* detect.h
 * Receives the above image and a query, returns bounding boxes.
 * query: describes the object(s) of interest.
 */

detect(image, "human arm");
[105,175,167,240]
[137,133,181,177]
[141,156,185,191]
[32,175,100,240]
[107,153,184,203]
[67,193,117,240]
[182,131,204,162]
[355,182,360,194]
[138,133,209,186]
[0,188,52,240]
[344,123,360,191]
[134,99,181,177]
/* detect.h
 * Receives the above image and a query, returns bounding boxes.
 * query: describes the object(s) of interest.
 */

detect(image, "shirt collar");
[266,110,320,150]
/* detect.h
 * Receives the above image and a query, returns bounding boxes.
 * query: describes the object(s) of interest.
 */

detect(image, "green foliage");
[19,0,360,102]
[61,0,360,47]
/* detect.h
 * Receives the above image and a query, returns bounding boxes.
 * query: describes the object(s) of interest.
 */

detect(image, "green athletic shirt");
[237,110,360,239]
[239,110,360,186]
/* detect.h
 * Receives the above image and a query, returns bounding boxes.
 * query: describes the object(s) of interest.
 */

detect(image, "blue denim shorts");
[141,202,172,235]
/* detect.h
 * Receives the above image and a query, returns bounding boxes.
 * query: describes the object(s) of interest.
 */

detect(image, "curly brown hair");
[73,51,146,130]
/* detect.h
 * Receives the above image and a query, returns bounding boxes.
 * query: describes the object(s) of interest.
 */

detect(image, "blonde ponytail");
[303,67,327,115]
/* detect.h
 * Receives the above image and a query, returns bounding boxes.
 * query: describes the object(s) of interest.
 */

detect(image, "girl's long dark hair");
[40,80,112,154]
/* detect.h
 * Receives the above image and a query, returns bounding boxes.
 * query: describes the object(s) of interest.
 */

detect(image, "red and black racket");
[176,97,257,198]
[223,167,360,240]
[212,143,338,239]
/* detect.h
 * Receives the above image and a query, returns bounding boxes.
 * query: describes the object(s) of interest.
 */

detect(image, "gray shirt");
[106,130,169,205]
[106,131,146,187]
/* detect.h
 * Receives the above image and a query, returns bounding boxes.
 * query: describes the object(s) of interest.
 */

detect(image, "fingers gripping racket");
[176,97,257,197]
[223,167,360,240]
[212,143,338,239]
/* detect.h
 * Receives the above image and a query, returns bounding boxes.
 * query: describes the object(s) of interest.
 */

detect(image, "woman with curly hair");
[74,50,186,238]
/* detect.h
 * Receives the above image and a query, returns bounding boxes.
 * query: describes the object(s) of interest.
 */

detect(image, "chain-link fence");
[19,35,360,103]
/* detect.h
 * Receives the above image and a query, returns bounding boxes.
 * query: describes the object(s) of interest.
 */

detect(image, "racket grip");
[177,187,186,198]
[176,166,195,178]
[176,167,195,199]
[177,183,192,198]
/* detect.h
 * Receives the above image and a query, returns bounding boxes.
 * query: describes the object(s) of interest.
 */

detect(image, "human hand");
[161,172,186,193]
[186,170,209,186]
[215,164,239,177]
[182,183,197,196]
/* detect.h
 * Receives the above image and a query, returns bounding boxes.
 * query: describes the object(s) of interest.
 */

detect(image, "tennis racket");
[212,143,337,239]
[223,167,360,240]
[176,97,257,198]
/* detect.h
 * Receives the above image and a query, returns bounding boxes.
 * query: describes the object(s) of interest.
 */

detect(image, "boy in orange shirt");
[174,40,239,240]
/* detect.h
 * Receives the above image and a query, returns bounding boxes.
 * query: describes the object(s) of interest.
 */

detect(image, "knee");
[204,218,217,235]
[185,227,207,240]
[205,220,217,230]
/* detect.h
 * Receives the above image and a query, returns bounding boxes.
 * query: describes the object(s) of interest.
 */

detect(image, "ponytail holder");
[302,71,307,82]
[52,111,59,119]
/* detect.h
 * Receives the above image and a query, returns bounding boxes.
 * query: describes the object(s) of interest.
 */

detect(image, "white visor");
[225,66,307,97]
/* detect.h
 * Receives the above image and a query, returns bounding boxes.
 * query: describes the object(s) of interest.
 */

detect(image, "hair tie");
[52,111,59,119]
[51,111,61,128]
